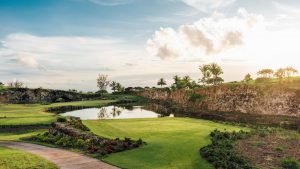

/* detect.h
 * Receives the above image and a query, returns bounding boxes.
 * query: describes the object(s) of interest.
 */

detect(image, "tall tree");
[7,80,25,88]
[284,67,298,77]
[200,63,224,85]
[257,69,274,78]
[274,68,286,81]
[116,83,124,92]
[97,74,110,94]
[182,75,192,86]
[110,81,117,92]
[210,63,224,85]
[199,64,211,85]
[157,78,167,88]
[243,73,253,83]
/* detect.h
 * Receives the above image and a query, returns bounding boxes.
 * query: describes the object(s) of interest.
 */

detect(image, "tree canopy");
[157,78,167,88]
[199,63,224,85]
[97,74,110,93]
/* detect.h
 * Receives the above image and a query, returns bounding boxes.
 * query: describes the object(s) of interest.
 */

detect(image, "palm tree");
[209,63,224,85]
[157,78,167,88]
[173,75,180,84]
[172,75,181,89]
[199,64,211,85]
[182,75,191,84]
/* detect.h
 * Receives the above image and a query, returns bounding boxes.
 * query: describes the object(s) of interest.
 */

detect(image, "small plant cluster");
[200,129,252,169]
[188,91,206,102]
[281,158,300,169]
[25,117,144,156]
[62,116,90,131]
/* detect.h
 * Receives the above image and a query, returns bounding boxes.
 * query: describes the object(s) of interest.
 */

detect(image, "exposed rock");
[140,85,300,117]
[0,88,100,104]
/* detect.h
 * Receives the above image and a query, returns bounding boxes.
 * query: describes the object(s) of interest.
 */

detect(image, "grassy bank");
[0,146,58,169]
[84,117,244,169]
[0,99,115,126]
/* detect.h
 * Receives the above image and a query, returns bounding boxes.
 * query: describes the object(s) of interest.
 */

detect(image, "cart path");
[0,141,119,169]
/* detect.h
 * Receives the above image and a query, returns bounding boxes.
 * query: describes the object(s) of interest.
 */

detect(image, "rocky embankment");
[0,88,100,104]
[140,85,300,117]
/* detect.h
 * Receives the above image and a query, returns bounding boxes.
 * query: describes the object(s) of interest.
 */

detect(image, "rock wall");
[0,88,99,104]
[140,85,300,117]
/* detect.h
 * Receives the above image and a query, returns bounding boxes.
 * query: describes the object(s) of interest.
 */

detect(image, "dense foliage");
[200,130,252,169]
[281,158,300,169]
[25,117,143,156]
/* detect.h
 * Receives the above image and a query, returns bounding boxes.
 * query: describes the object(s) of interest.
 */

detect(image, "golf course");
[0,96,245,169]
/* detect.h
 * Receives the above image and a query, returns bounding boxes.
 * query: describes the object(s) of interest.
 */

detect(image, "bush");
[55,98,65,103]
[56,116,67,122]
[40,102,51,105]
[188,92,206,102]
[23,117,144,157]
[200,130,252,169]
[255,77,272,83]
[281,158,300,169]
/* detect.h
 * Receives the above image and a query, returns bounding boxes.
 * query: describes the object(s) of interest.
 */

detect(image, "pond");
[60,105,174,120]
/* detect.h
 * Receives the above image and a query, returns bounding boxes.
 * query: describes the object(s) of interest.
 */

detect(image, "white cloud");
[0,33,125,69]
[180,0,236,12]
[0,33,150,89]
[273,2,300,15]
[147,8,264,60]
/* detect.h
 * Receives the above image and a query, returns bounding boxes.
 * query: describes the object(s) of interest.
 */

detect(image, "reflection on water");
[61,105,174,120]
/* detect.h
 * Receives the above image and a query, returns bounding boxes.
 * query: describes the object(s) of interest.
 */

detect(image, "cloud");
[147,8,264,60]
[179,0,236,12]
[0,33,125,69]
[273,2,300,15]
[86,0,133,6]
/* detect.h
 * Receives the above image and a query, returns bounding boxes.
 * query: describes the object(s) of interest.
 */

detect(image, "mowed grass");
[0,146,58,169]
[0,129,47,141]
[84,118,244,169]
[0,100,114,126]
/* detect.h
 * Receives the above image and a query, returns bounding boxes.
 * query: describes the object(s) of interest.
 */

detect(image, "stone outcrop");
[140,85,300,117]
[0,88,100,104]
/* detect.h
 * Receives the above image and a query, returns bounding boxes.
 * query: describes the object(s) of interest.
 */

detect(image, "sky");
[0,0,300,91]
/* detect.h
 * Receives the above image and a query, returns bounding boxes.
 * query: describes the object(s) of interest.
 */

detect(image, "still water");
[61,105,174,120]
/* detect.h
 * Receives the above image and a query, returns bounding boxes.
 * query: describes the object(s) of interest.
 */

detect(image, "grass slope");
[0,130,47,141]
[84,118,243,169]
[0,146,58,169]
[0,100,114,126]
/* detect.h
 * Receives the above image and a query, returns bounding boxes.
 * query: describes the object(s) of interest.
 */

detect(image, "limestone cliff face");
[0,88,99,104]
[140,85,300,117]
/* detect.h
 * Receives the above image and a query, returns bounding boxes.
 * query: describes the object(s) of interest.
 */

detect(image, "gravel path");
[0,141,119,169]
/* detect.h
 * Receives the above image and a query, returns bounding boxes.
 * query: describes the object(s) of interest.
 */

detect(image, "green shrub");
[56,116,67,122]
[255,77,272,84]
[40,102,51,105]
[200,130,252,169]
[55,98,65,102]
[281,158,300,169]
[188,92,206,102]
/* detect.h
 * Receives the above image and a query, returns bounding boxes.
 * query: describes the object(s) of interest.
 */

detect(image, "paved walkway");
[0,141,119,169]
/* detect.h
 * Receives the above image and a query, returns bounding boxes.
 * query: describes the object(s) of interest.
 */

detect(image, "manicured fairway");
[84,118,243,169]
[0,129,47,141]
[0,100,114,125]
[0,146,58,169]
